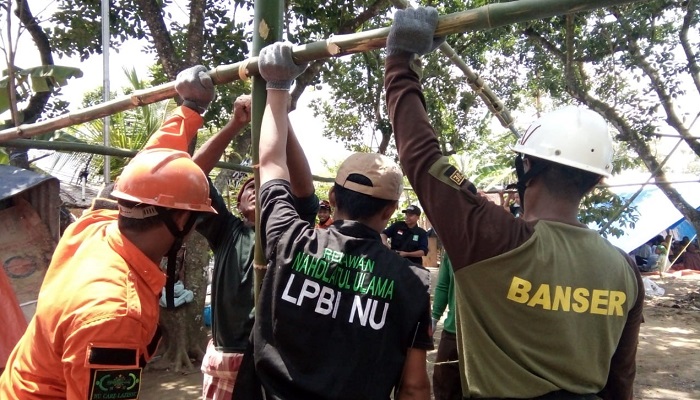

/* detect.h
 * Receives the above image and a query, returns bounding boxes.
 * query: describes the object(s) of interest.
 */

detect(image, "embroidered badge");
[412,234,419,241]
[449,169,465,186]
[89,368,142,400]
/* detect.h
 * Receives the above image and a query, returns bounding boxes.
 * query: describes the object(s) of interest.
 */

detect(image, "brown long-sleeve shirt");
[385,52,644,399]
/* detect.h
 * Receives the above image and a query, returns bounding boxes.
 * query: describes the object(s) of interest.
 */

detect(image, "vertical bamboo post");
[101,0,111,183]
[252,0,283,303]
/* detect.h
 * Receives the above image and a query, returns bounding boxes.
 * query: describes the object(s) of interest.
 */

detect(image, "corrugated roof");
[0,165,59,201]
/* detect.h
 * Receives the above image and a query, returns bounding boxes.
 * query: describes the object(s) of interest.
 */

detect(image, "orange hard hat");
[112,149,217,214]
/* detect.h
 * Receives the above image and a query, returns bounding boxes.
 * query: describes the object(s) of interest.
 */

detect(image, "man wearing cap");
[0,149,217,400]
[140,66,318,399]
[382,204,430,266]
[316,199,334,229]
[240,41,432,399]
[384,7,644,400]
[639,243,666,273]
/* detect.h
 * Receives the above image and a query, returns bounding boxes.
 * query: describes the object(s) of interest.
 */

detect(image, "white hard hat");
[513,106,614,177]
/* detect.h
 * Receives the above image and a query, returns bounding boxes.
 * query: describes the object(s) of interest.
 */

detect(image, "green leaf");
[18,65,84,92]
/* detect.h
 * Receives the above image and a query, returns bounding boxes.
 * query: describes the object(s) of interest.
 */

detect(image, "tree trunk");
[130,0,213,373]
[148,232,210,373]
[8,0,54,170]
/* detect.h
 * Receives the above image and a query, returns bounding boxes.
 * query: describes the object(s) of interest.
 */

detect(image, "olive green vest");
[453,221,638,398]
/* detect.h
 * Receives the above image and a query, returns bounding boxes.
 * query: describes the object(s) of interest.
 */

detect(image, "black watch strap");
[182,100,206,114]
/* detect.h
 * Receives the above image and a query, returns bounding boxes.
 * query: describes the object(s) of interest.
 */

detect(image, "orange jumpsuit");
[0,107,201,400]
[143,106,202,152]
[0,208,164,399]
[315,217,334,229]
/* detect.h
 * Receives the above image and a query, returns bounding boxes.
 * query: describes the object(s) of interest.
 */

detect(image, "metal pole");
[101,0,110,183]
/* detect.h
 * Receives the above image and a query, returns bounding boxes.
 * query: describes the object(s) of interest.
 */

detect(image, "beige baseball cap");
[335,153,404,201]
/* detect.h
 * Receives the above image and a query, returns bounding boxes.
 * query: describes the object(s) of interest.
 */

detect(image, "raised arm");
[287,117,315,198]
[194,95,251,174]
[257,42,309,186]
[143,65,214,152]
[259,90,291,184]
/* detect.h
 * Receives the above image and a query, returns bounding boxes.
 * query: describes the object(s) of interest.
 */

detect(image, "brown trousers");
[433,330,462,400]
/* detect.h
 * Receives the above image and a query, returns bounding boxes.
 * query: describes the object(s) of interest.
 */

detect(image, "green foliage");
[49,0,251,131]
[49,0,153,61]
[44,69,171,180]
[16,0,698,238]
[0,65,82,115]
[580,188,639,239]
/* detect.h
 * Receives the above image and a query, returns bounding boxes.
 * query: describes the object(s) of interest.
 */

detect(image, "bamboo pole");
[666,233,697,271]
[0,138,337,182]
[389,0,520,138]
[0,0,642,142]
[251,0,284,303]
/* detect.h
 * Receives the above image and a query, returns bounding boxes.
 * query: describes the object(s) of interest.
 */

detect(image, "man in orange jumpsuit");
[0,70,218,399]
[315,199,334,229]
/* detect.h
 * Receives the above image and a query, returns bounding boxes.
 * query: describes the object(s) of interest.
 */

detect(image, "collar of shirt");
[317,217,334,228]
[333,220,381,241]
[105,224,166,296]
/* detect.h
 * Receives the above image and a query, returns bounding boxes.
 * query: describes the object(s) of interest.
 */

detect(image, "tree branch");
[612,7,700,156]
[133,0,182,79]
[680,0,700,95]
[15,0,52,125]
[289,59,325,111]
[184,0,206,66]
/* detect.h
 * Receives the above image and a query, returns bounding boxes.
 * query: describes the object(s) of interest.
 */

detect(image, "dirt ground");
[139,271,700,400]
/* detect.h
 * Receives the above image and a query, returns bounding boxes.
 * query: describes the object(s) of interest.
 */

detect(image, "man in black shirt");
[382,205,429,265]
[248,41,433,400]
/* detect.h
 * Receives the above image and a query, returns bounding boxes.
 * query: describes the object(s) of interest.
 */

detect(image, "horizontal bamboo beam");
[389,0,520,138]
[1,138,336,182]
[0,0,641,142]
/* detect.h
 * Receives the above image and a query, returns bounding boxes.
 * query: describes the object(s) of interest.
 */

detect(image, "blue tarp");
[595,180,700,253]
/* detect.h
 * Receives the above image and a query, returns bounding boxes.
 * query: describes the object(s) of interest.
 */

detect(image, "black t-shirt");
[196,179,318,352]
[382,221,429,265]
[254,180,433,400]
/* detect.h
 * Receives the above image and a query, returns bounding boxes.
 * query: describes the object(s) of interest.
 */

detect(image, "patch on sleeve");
[89,368,142,400]
[446,166,466,186]
[428,156,476,195]
[87,346,139,367]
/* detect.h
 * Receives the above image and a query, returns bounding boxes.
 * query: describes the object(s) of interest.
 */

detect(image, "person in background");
[244,41,432,400]
[503,183,522,217]
[645,243,669,273]
[638,244,662,273]
[141,65,318,399]
[632,239,654,267]
[384,7,644,399]
[316,199,334,229]
[431,252,461,400]
[381,204,430,266]
[0,148,216,399]
[679,240,700,270]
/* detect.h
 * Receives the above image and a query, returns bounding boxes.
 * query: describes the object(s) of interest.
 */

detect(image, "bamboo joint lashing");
[238,59,252,81]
